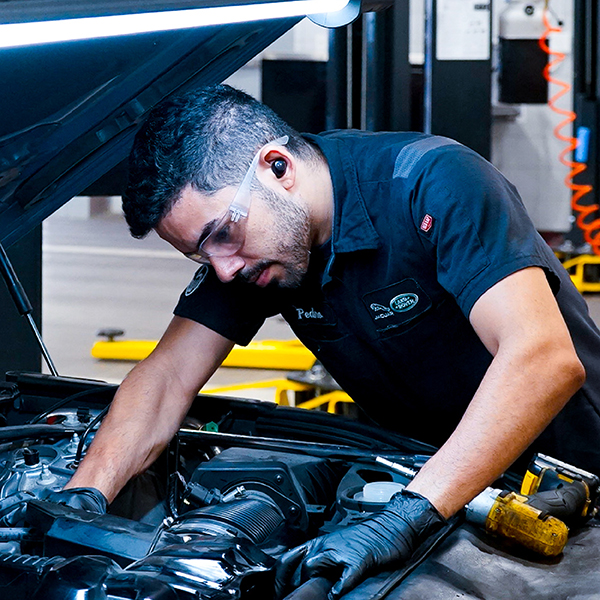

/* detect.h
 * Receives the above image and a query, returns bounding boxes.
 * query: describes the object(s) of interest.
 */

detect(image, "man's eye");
[213,224,232,244]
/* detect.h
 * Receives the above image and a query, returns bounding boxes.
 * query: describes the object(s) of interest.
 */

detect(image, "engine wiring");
[538,2,597,254]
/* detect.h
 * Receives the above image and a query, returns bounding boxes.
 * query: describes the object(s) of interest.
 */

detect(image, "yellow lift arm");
[560,254,600,293]
[91,331,354,412]
[91,334,316,371]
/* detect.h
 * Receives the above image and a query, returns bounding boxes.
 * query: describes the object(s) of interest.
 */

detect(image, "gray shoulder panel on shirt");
[393,136,460,179]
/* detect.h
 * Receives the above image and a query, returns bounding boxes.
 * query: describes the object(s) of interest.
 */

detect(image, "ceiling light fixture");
[0,0,352,49]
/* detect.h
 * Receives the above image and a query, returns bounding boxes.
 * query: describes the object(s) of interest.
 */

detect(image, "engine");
[0,376,426,600]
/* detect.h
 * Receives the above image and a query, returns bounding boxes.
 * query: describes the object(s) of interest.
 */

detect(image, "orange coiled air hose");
[539,6,597,253]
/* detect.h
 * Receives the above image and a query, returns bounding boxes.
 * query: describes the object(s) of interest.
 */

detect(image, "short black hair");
[122,84,317,238]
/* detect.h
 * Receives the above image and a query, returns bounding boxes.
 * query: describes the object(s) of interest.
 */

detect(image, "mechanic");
[52,84,600,598]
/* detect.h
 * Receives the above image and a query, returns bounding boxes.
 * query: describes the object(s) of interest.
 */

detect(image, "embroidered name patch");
[295,307,324,321]
[286,301,340,341]
[290,302,337,325]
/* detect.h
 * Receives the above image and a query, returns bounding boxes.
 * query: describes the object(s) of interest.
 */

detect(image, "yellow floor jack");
[91,329,354,413]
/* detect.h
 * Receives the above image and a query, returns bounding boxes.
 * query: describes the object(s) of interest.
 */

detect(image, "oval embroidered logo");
[390,293,419,313]
[185,265,209,296]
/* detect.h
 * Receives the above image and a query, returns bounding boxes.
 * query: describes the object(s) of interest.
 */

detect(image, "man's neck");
[298,156,334,248]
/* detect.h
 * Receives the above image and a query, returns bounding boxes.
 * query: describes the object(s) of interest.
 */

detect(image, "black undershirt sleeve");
[174,266,280,346]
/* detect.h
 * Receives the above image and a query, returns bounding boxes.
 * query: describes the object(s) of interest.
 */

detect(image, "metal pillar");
[326,0,411,132]
[424,0,492,160]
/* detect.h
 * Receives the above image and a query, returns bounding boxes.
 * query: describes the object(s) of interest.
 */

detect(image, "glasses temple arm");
[228,135,289,220]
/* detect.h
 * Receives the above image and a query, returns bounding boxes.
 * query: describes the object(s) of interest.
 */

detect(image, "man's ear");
[259,147,296,190]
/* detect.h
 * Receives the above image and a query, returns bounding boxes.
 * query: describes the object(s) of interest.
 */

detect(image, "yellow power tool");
[378,457,567,557]
[520,453,600,525]
[465,487,569,557]
[378,455,598,558]
[466,454,599,557]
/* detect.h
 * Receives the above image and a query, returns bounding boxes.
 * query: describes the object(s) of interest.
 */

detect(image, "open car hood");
[0,16,298,248]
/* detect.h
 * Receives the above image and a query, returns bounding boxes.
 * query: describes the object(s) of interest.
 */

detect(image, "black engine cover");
[190,448,342,535]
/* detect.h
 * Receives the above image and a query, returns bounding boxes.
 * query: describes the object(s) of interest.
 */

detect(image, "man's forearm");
[64,362,198,502]
[407,314,585,517]
[408,354,583,517]
[63,316,234,503]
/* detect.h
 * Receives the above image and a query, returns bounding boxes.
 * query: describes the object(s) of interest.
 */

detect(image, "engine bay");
[0,371,440,600]
[4,371,600,600]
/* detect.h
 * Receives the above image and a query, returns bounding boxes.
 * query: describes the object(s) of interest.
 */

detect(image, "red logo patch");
[420,214,433,232]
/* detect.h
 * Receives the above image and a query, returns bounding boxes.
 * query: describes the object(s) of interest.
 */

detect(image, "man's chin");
[274,264,308,289]
[241,264,306,290]
[238,250,309,288]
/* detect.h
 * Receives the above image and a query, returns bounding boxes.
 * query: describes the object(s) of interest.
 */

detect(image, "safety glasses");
[185,135,289,264]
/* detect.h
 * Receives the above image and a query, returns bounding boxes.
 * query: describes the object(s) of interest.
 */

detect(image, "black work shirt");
[175,130,600,475]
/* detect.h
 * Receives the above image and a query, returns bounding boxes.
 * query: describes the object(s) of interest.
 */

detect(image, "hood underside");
[0,16,299,247]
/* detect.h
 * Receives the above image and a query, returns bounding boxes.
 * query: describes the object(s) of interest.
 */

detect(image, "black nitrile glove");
[274,490,446,600]
[43,487,108,514]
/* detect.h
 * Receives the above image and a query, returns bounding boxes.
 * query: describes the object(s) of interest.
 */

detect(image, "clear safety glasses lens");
[186,135,288,264]
[195,209,249,260]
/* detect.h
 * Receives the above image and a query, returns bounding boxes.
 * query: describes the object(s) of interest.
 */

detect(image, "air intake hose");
[168,498,285,544]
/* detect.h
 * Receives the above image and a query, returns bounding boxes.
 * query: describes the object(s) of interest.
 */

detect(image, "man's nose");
[210,255,245,282]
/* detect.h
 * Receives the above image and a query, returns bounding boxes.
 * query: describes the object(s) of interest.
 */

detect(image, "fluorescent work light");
[0,0,351,49]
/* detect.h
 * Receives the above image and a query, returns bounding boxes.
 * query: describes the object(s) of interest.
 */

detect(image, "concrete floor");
[42,209,295,399]
[42,209,600,399]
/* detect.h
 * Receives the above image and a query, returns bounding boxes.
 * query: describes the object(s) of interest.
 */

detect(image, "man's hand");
[43,487,108,513]
[273,490,445,599]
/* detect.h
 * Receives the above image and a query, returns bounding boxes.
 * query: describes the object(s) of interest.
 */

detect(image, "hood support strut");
[0,244,58,376]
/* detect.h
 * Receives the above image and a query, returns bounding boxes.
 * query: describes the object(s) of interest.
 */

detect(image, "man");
[55,84,600,597]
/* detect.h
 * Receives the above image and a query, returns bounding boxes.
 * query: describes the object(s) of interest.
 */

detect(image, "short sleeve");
[174,265,279,345]
[406,143,561,316]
